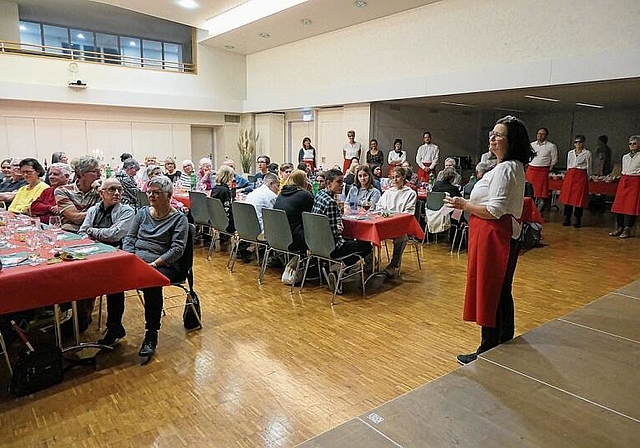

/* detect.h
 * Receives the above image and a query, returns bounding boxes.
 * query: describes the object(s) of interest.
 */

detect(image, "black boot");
[574,217,582,228]
[562,216,571,226]
[97,325,126,346]
[138,330,158,357]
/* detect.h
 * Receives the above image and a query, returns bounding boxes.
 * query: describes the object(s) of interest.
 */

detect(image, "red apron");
[303,161,316,171]
[387,162,402,177]
[611,174,640,216]
[559,168,589,208]
[464,214,513,327]
[342,159,351,174]
[417,166,430,182]
[525,165,550,199]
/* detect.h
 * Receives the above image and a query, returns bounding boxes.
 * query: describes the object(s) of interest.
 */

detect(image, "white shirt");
[416,143,440,171]
[530,140,558,168]
[622,152,640,175]
[245,184,277,230]
[470,160,525,238]
[376,185,416,214]
[567,149,592,176]
[343,141,362,160]
[388,150,406,165]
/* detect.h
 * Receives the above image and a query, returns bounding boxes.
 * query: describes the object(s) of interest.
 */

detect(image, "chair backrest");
[247,175,256,183]
[189,191,209,226]
[426,191,446,211]
[136,189,150,209]
[302,212,337,259]
[232,201,261,241]
[206,197,229,232]
[175,223,195,285]
[262,208,293,251]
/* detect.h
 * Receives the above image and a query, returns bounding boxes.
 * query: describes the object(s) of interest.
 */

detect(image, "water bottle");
[105,164,112,179]
[190,173,197,191]
[312,180,319,196]
[231,178,237,199]
[348,185,358,215]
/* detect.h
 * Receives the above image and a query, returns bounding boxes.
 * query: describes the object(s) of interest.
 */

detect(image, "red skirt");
[464,214,513,327]
[342,159,351,174]
[559,168,589,208]
[303,160,316,171]
[387,162,402,177]
[417,166,429,182]
[611,175,640,216]
[525,165,550,199]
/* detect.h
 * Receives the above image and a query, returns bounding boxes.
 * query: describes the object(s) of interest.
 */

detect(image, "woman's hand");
[444,196,467,210]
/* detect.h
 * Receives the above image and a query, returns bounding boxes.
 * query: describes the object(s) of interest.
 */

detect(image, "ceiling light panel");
[205,0,309,37]
[524,95,560,103]
[177,0,199,9]
[575,102,604,109]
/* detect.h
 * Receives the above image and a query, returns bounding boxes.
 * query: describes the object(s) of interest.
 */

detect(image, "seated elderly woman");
[30,162,71,223]
[179,159,195,189]
[8,158,48,214]
[432,167,463,198]
[123,175,188,357]
[196,157,215,191]
[143,164,186,212]
[436,158,462,185]
[210,164,236,248]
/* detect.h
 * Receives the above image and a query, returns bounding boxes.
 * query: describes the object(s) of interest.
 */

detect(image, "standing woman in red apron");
[444,116,534,365]
[560,135,592,228]
[609,135,640,239]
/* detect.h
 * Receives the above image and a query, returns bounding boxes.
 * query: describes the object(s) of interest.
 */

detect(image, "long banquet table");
[0,234,170,315]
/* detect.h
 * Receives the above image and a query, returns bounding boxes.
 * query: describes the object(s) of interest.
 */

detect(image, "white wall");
[255,113,285,167]
[0,43,246,112]
[0,99,238,165]
[0,1,19,43]
[245,0,640,112]
[315,104,370,170]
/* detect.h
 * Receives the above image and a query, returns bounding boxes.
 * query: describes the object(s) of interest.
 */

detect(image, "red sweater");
[29,186,56,224]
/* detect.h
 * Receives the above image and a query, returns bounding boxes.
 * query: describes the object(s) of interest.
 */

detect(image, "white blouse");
[376,185,416,214]
[621,152,640,175]
[566,149,592,176]
[343,142,362,160]
[469,160,525,238]
[388,150,406,165]
[529,140,558,168]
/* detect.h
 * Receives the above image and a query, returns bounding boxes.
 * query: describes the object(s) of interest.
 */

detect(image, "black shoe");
[562,218,571,226]
[97,325,126,346]
[456,352,478,365]
[573,218,582,228]
[138,331,158,357]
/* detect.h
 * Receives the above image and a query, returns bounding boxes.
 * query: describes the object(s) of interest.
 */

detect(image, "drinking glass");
[49,216,62,233]
[25,232,42,265]
[362,200,372,214]
[41,230,57,254]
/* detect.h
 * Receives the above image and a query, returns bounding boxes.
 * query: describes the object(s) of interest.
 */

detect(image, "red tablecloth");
[521,197,544,224]
[0,241,170,315]
[342,212,424,246]
[548,178,618,196]
[174,192,191,208]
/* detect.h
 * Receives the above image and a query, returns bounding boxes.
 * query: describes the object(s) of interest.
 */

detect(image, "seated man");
[436,157,462,185]
[79,178,135,345]
[463,162,489,198]
[311,168,372,284]
[55,155,102,331]
[30,163,71,224]
[376,166,417,277]
[0,158,27,206]
[238,172,279,262]
[253,154,271,188]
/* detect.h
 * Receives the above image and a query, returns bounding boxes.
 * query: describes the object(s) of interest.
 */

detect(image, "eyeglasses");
[574,140,584,144]
[103,186,123,194]
[629,142,638,145]
[489,131,507,139]
[146,190,165,196]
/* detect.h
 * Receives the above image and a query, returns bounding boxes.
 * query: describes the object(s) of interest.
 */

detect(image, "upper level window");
[19,21,41,50]
[120,37,141,67]
[42,24,67,55]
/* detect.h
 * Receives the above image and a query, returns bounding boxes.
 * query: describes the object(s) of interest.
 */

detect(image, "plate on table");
[0,254,28,267]
[66,245,102,255]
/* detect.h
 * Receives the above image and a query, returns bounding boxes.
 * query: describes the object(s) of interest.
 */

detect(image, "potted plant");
[237,129,259,174]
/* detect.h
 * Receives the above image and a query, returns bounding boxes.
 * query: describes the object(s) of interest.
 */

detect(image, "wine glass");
[362,200,372,215]
[25,232,42,265]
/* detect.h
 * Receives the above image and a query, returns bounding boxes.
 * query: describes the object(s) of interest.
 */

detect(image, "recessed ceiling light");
[19,25,27,31]
[524,95,560,103]
[224,45,235,50]
[440,101,476,108]
[205,0,309,37]
[354,1,368,8]
[176,0,199,9]
[575,102,604,109]
[300,18,312,26]
[259,32,270,39]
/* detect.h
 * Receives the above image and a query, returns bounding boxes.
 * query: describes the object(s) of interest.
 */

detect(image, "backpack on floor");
[520,222,542,247]
[183,290,202,330]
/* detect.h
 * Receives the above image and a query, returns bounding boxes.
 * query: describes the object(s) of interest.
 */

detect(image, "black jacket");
[274,186,314,253]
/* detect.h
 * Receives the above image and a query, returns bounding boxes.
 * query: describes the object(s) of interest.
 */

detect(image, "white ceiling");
[89,0,442,54]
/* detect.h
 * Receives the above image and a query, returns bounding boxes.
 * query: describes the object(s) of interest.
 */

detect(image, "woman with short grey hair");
[122,174,188,358]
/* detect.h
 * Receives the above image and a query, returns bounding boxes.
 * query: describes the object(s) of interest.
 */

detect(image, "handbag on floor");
[183,290,202,330]
[9,320,64,397]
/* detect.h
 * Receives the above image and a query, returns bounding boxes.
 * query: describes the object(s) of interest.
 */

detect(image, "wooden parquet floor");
[1,208,639,447]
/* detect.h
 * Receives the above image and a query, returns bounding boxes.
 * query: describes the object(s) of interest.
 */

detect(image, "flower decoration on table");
[237,128,260,174]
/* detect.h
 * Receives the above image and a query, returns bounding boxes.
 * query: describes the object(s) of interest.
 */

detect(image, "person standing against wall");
[342,130,362,174]
[526,127,557,214]
[416,131,440,182]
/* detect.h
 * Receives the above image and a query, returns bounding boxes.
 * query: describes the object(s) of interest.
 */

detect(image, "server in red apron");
[298,137,316,171]
[416,131,440,182]
[445,116,534,365]
[609,135,640,239]
[526,127,557,212]
[560,135,592,228]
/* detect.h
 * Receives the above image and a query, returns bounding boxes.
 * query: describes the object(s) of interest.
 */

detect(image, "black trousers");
[616,214,637,228]
[478,238,520,354]
[563,205,583,219]
[105,265,182,332]
[330,239,372,267]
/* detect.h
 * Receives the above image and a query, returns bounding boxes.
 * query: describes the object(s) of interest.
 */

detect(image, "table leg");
[53,304,63,348]
[60,300,114,354]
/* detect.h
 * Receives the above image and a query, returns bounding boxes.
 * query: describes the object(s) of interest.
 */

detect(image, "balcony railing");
[0,40,195,74]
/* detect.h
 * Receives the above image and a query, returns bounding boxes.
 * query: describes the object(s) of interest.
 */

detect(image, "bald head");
[99,178,124,206]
